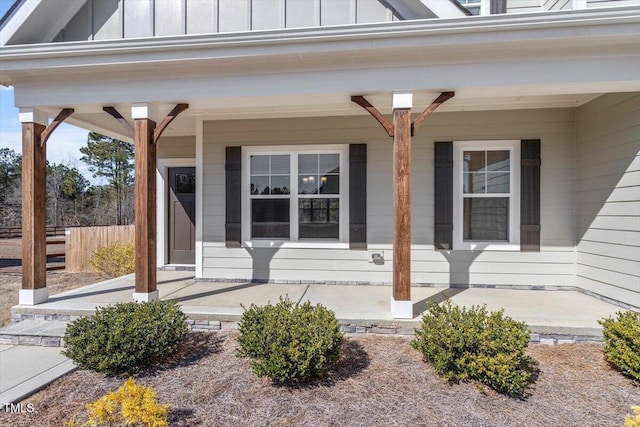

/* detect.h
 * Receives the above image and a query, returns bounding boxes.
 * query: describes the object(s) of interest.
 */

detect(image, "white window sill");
[243,240,350,249]
[454,242,521,251]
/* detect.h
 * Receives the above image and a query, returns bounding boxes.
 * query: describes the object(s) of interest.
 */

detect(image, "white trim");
[132,290,159,302]
[18,107,47,125]
[157,158,196,268]
[131,103,159,121]
[195,118,204,278]
[418,0,468,17]
[18,288,48,305]
[391,298,413,319]
[241,144,349,247]
[452,140,521,251]
[573,0,588,9]
[392,92,413,109]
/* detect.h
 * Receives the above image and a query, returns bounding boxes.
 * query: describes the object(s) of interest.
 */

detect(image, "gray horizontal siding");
[55,0,400,42]
[200,109,577,288]
[576,93,640,309]
[157,136,196,159]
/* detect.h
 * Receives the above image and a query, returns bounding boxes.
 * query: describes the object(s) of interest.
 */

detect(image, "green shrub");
[63,300,188,375]
[599,310,640,380]
[237,297,344,383]
[411,300,533,396]
[91,241,135,278]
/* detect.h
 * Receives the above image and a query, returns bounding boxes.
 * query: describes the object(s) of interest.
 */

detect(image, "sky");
[0,0,100,183]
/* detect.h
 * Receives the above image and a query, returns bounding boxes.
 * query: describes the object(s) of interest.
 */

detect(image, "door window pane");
[299,198,339,239]
[175,173,195,193]
[251,199,290,239]
[463,198,508,241]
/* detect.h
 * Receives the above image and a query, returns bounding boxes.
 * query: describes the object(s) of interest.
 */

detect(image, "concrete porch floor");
[10,270,624,337]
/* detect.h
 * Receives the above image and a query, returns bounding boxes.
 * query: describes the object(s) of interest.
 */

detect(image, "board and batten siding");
[576,93,640,309]
[200,109,576,287]
[53,0,400,43]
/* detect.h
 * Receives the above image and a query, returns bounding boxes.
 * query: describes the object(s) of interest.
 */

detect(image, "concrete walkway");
[0,344,75,404]
[1,270,627,403]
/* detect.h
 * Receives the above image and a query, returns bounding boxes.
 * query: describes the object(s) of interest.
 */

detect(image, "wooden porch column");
[391,94,414,317]
[132,105,158,301]
[123,103,188,302]
[351,92,454,318]
[19,107,74,305]
[20,111,47,305]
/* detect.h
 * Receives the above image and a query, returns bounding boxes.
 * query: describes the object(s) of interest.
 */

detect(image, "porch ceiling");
[45,91,603,141]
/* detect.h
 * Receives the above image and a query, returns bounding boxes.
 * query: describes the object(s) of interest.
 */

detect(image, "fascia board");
[0,7,638,74]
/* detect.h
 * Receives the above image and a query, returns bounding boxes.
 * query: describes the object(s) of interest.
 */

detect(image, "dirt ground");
[1,332,637,427]
[0,238,101,326]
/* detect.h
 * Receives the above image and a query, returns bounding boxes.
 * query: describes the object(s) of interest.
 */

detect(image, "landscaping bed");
[1,331,637,427]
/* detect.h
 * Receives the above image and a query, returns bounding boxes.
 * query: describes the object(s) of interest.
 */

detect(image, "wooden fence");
[65,225,135,273]
[0,226,68,239]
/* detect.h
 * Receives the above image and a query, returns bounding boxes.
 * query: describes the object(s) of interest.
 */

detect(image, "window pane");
[486,172,510,193]
[271,176,290,194]
[299,154,318,174]
[298,175,318,194]
[175,173,195,193]
[271,155,290,174]
[463,172,485,194]
[252,199,290,239]
[463,151,485,172]
[250,176,269,195]
[299,198,339,239]
[319,154,340,174]
[250,155,269,174]
[487,151,509,172]
[463,198,508,241]
[319,175,340,194]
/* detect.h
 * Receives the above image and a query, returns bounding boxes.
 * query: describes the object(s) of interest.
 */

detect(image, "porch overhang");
[0,6,638,140]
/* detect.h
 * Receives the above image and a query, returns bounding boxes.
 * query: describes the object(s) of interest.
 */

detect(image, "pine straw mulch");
[1,332,637,427]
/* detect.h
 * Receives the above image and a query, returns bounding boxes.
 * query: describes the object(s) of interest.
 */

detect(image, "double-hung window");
[453,140,520,250]
[244,145,347,245]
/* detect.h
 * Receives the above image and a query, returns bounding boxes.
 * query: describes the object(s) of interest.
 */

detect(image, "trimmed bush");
[91,241,135,278]
[411,300,533,396]
[237,297,344,383]
[63,300,188,375]
[599,310,640,381]
[66,378,169,427]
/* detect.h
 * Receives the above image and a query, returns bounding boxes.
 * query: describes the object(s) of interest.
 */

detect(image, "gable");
[3,0,449,45]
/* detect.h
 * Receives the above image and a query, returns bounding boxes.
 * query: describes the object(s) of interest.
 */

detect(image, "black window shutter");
[434,142,453,250]
[225,146,242,248]
[349,144,367,250]
[521,139,541,251]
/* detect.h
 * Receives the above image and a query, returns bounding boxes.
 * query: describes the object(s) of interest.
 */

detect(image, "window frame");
[241,144,349,249]
[452,140,520,251]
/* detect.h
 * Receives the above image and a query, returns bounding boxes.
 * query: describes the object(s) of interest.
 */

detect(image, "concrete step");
[0,320,68,347]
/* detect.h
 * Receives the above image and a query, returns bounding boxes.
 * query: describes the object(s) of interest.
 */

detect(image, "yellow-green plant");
[90,241,135,278]
[599,311,640,380]
[67,378,169,427]
[626,406,640,427]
